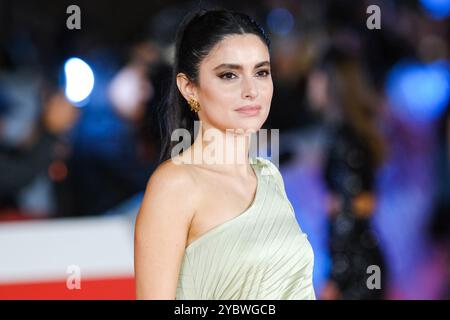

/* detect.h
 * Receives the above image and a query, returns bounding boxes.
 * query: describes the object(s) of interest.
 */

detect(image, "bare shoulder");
[140,156,200,220]
[148,157,198,192]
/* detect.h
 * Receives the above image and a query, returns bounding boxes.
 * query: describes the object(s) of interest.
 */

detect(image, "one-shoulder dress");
[176,156,315,300]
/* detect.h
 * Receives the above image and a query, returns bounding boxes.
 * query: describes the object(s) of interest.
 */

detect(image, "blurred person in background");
[109,36,171,164]
[0,82,79,219]
[308,44,388,299]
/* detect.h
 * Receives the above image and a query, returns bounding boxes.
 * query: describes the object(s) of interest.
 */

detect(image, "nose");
[241,76,258,100]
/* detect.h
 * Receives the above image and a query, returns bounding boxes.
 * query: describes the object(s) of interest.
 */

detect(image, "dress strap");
[253,157,289,200]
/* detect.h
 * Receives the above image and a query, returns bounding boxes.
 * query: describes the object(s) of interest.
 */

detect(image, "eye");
[218,72,237,80]
[256,69,271,77]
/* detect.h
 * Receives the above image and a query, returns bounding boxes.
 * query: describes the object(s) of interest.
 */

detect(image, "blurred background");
[0,0,449,299]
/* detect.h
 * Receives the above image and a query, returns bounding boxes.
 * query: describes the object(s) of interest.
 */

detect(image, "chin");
[211,114,267,134]
[232,121,264,134]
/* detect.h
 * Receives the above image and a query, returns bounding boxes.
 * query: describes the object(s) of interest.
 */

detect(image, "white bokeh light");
[64,57,95,106]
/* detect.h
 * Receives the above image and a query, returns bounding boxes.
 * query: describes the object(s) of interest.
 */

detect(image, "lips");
[234,105,262,116]
[235,105,261,111]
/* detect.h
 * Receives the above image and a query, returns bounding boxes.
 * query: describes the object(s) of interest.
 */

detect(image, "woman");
[134,9,315,300]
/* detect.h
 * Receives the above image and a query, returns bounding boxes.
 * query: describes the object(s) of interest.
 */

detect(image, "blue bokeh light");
[267,8,294,36]
[420,0,450,20]
[386,60,450,123]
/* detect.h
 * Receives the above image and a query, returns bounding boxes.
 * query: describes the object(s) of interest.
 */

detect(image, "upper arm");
[134,161,197,299]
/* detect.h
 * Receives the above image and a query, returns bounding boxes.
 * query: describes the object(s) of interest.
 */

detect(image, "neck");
[182,120,255,176]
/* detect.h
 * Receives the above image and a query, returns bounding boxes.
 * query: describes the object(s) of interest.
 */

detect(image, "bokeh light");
[386,60,450,123]
[267,8,294,36]
[420,0,450,20]
[64,57,95,107]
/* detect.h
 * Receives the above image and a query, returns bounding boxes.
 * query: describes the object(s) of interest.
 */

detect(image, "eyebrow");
[213,61,270,71]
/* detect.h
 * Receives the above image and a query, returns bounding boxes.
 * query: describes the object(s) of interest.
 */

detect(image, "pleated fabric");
[176,156,315,300]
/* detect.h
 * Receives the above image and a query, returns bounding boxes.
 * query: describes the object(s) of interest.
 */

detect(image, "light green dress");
[176,156,316,300]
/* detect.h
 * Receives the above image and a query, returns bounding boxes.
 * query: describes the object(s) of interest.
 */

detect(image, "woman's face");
[195,34,273,133]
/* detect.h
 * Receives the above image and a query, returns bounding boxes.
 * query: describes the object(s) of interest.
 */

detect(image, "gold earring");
[187,98,201,112]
